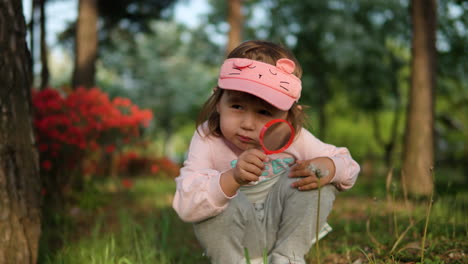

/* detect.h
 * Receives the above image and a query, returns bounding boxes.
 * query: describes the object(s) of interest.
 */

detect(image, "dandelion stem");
[314,167,323,264]
[308,164,324,264]
[421,167,435,263]
[244,248,251,264]
[315,184,321,264]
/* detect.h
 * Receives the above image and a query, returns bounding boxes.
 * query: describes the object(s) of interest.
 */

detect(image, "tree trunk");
[72,0,98,89]
[402,0,436,197]
[0,1,42,263]
[226,0,243,54]
[39,0,49,90]
[29,0,37,86]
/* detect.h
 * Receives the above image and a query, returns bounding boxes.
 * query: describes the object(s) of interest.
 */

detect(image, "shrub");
[117,151,181,178]
[33,87,153,195]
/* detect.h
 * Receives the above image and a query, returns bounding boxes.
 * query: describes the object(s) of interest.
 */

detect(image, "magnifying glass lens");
[260,119,295,154]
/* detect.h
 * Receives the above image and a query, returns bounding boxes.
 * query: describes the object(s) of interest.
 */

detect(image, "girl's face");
[217,90,289,151]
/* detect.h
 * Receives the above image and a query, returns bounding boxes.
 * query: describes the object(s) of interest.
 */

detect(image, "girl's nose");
[240,114,256,130]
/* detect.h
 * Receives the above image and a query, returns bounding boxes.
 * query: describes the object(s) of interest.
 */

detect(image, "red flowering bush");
[117,151,151,175]
[117,151,180,178]
[33,87,153,192]
[154,156,181,177]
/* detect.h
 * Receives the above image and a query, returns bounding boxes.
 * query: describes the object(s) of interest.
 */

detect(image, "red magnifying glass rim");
[259,119,295,155]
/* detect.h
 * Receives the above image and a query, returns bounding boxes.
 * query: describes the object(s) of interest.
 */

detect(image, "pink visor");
[217,58,302,111]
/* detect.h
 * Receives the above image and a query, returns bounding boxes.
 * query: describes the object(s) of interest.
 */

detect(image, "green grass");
[38,173,467,264]
[42,213,172,264]
[38,177,207,264]
[307,170,467,264]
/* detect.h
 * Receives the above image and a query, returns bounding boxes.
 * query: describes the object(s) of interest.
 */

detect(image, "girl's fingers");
[291,176,318,188]
[289,168,312,178]
[238,169,260,183]
[245,149,268,162]
[297,182,318,191]
[243,152,267,169]
[238,156,264,172]
[292,176,329,191]
[247,157,267,170]
[240,163,263,176]
[294,160,310,168]
[289,164,317,178]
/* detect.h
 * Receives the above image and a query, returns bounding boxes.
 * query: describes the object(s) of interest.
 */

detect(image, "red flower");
[89,141,99,150]
[151,164,160,173]
[41,160,52,170]
[105,145,116,153]
[38,144,48,152]
[121,178,133,189]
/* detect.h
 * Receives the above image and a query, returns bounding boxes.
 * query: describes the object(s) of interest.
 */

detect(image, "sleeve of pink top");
[294,128,360,191]
[172,130,236,223]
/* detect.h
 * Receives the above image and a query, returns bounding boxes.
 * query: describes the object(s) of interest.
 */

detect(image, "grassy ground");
[38,173,467,264]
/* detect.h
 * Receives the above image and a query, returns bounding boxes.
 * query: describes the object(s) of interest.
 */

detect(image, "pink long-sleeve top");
[172,126,360,223]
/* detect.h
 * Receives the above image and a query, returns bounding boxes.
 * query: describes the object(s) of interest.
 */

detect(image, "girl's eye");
[231,104,243,110]
[258,109,272,116]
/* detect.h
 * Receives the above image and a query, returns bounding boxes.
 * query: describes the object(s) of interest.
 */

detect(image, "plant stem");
[244,248,251,264]
[421,167,435,263]
[315,183,321,264]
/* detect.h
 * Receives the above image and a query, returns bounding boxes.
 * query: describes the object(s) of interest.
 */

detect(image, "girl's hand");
[233,149,268,185]
[288,157,335,191]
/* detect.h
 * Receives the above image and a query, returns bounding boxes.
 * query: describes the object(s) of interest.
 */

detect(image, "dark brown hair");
[197,40,306,137]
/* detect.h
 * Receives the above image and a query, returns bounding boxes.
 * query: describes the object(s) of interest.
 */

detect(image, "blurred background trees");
[24,0,467,198]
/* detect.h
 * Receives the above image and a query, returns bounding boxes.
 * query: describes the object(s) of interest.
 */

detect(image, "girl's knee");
[194,193,252,231]
[275,174,300,195]
[283,182,338,212]
[277,174,337,200]
[193,194,260,263]
[318,184,338,202]
[222,192,253,220]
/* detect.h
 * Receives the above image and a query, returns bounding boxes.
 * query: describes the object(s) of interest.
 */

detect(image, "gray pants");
[194,174,338,264]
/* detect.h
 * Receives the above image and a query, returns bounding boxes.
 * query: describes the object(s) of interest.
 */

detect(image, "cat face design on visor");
[218,58,302,111]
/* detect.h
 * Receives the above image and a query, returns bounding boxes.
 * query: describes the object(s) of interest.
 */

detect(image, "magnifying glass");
[259,119,295,155]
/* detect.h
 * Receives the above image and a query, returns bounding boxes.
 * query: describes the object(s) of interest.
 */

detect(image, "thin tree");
[72,0,98,88]
[28,0,38,85]
[70,0,176,89]
[402,0,437,197]
[0,0,42,263]
[226,0,243,54]
[39,0,49,89]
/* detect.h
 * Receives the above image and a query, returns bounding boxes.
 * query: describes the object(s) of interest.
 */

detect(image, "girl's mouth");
[238,135,253,143]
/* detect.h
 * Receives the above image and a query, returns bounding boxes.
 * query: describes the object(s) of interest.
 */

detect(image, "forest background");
[0,0,466,263]
[25,0,467,190]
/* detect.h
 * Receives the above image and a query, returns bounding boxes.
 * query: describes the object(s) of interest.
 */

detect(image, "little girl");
[172,40,360,264]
